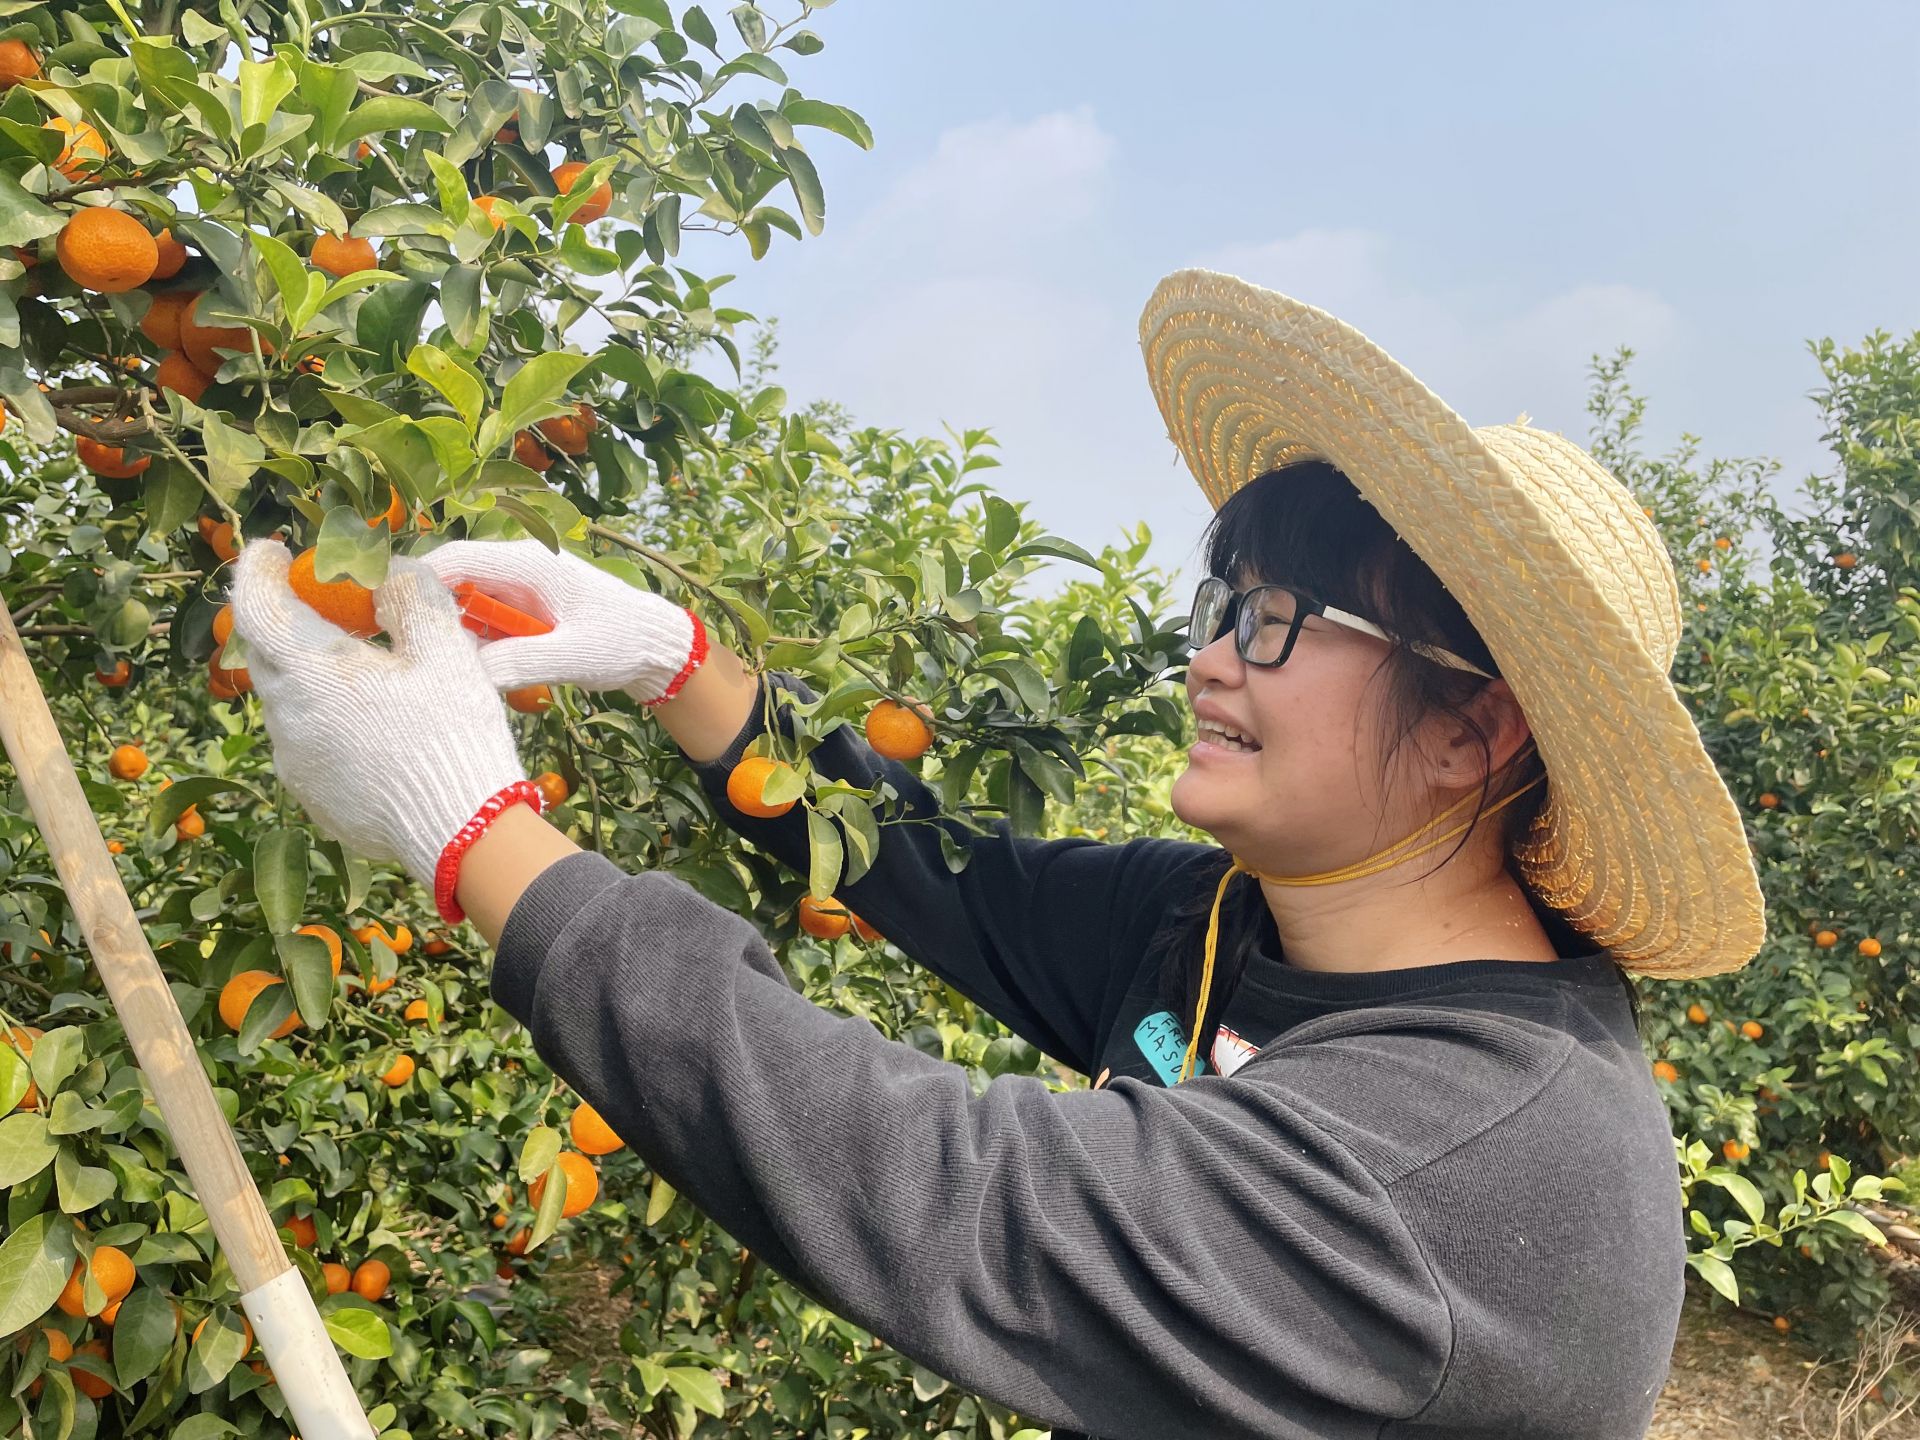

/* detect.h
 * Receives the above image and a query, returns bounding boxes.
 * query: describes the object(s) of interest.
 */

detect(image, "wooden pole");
[0,606,372,1436]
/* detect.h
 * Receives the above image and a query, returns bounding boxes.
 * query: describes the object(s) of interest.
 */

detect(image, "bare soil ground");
[1650,1279,1919,1439]
[543,1255,1920,1436]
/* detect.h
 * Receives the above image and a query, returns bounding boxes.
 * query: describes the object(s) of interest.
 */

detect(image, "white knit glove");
[230,540,530,887]
[418,539,702,703]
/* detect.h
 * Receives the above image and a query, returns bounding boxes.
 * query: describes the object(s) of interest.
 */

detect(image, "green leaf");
[423,149,473,226]
[235,978,296,1054]
[277,931,334,1030]
[292,55,358,152]
[682,4,719,50]
[517,1126,561,1183]
[248,230,313,333]
[0,1113,58,1188]
[1685,1250,1739,1304]
[439,263,485,350]
[0,1048,27,1114]
[338,96,453,144]
[313,504,393,589]
[0,1212,77,1337]
[27,1028,83,1098]
[1820,1209,1888,1246]
[266,174,350,239]
[446,1298,497,1351]
[340,52,433,83]
[148,776,261,837]
[663,1366,726,1418]
[407,344,486,434]
[111,1285,178,1386]
[644,1173,676,1227]
[557,222,622,276]
[781,98,873,149]
[1701,1170,1765,1226]
[441,78,520,168]
[55,1145,116,1214]
[494,352,594,446]
[185,1307,249,1393]
[354,278,433,371]
[776,144,825,236]
[553,155,619,226]
[806,809,842,900]
[527,1151,566,1250]
[238,56,297,137]
[911,1364,950,1401]
[252,828,308,934]
[1009,535,1101,570]
[200,412,267,500]
[322,1304,393,1359]
[142,459,201,540]
[983,495,1020,553]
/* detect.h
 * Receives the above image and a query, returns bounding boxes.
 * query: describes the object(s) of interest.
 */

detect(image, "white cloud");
[1188,233,1679,441]
[693,116,1681,597]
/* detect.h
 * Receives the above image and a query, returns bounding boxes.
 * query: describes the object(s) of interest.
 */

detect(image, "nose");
[1184,627,1246,700]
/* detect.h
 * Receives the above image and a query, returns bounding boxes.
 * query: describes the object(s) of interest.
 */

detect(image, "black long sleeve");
[676,670,1213,1077]
[493,852,1454,1438]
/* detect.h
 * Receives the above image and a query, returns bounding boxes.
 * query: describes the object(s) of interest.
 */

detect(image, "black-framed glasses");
[1187,576,1496,678]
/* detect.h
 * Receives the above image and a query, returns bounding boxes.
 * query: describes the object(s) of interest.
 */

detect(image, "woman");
[231,270,1766,1439]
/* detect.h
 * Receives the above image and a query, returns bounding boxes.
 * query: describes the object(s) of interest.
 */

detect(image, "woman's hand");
[231,540,531,886]
[419,538,703,704]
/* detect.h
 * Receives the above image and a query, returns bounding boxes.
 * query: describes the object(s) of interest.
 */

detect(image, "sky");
[675,2,1920,596]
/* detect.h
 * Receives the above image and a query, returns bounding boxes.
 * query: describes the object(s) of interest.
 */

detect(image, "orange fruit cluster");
[311,233,378,277]
[197,514,239,562]
[55,1245,136,1318]
[77,434,150,480]
[220,971,298,1039]
[725,755,797,818]
[794,896,881,943]
[529,1151,600,1217]
[570,1101,625,1155]
[536,402,597,455]
[552,161,612,223]
[288,548,380,638]
[866,699,935,760]
[57,207,157,292]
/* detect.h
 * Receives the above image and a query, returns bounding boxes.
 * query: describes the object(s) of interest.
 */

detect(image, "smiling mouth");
[1194,719,1262,753]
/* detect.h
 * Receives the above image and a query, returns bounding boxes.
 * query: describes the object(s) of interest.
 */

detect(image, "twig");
[0,970,53,999]
[7,594,56,627]
[19,623,170,639]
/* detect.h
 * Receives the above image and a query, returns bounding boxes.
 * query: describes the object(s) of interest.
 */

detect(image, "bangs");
[1197,459,1502,679]
[1200,460,1402,622]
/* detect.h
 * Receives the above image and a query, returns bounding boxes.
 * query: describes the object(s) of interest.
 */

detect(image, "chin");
[1169,770,1228,837]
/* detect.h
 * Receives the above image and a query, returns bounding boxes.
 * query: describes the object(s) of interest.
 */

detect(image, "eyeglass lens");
[1190,580,1303,666]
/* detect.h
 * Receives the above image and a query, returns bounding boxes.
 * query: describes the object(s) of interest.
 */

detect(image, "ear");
[1428,678,1533,785]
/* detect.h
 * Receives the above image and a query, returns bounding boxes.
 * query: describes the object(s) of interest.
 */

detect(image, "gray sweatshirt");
[490,673,1687,1439]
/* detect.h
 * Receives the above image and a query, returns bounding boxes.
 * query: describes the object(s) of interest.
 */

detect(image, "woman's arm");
[483,850,1453,1439]
[652,664,1213,1079]
[630,635,758,764]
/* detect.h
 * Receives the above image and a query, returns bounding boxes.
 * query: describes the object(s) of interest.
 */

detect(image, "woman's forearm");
[633,635,759,763]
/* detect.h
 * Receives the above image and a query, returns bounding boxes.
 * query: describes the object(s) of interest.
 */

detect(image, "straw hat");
[1137,268,1767,980]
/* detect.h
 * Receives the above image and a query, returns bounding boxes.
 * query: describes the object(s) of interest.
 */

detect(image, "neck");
[1253,855,1561,973]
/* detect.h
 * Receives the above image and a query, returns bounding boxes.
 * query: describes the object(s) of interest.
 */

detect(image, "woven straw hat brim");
[1139,268,1766,980]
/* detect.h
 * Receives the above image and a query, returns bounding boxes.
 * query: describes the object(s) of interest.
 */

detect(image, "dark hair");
[1157,460,1642,1059]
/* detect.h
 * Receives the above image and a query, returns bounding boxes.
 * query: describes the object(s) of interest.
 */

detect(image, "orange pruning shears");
[448,582,554,641]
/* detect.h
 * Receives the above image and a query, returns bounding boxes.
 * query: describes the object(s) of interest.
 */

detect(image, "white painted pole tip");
[240,1266,378,1440]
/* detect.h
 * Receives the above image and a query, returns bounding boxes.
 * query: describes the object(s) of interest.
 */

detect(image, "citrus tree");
[0,6,1203,1436]
[1589,343,1919,1362]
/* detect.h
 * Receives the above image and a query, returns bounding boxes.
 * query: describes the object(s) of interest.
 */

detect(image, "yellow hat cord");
[1175,745,1547,1084]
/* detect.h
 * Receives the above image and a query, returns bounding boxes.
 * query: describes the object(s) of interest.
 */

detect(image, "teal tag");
[1133,1010,1206,1085]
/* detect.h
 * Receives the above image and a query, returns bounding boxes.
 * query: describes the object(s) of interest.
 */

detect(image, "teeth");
[1198,719,1259,750]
